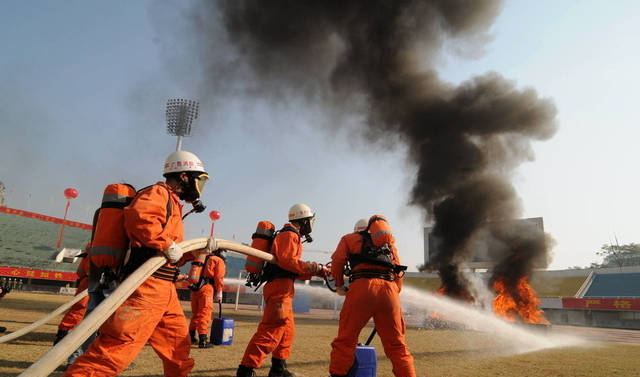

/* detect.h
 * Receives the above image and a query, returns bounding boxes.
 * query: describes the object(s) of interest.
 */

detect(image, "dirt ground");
[2,292,640,377]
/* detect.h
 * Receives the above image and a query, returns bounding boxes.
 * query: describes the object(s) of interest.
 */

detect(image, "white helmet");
[353,218,368,232]
[163,150,206,175]
[288,203,315,221]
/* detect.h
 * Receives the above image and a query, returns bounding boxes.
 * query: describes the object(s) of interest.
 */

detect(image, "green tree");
[596,243,640,267]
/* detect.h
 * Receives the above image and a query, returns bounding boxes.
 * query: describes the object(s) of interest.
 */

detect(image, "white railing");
[575,270,595,298]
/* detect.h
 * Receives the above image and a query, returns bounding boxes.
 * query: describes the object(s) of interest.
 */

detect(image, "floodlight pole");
[56,200,71,249]
[166,98,199,151]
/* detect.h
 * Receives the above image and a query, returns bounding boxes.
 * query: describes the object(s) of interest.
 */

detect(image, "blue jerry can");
[348,345,377,377]
[348,328,378,377]
[210,301,234,346]
[211,317,234,345]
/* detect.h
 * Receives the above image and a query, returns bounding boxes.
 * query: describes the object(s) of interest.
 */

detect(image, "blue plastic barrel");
[210,302,234,346]
[348,345,377,377]
[210,317,234,345]
[293,291,311,313]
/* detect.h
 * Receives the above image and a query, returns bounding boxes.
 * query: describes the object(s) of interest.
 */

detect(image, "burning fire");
[492,276,550,324]
[436,285,473,303]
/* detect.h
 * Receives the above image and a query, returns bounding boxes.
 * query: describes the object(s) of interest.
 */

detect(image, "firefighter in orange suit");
[188,250,226,348]
[329,217,416,377]
[54,248,90,345]
[64,150,210,377]
[236,203,329,377]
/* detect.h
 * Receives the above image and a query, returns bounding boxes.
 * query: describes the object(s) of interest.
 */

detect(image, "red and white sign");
[0,266,78,282]
[562,297,640,311]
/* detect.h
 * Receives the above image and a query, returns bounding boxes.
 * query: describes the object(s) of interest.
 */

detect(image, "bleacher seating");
[584,273,640,298]
[530,275,588,298]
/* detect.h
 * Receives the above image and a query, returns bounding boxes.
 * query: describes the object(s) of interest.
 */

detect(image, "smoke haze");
[167,0,558,289]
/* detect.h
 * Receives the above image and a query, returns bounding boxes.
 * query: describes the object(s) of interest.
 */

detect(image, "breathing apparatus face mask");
[194,173,209,196]
[178,172,209,219]
[299,216,315,243]
[179,172,209,203]
[178,173,209,216]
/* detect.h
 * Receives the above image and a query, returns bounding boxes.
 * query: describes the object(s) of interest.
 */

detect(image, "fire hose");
[0,289,89,344]
[19,238,275,377]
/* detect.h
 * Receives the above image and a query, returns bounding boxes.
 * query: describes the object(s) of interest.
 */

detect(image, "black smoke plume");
[180,0,558,295]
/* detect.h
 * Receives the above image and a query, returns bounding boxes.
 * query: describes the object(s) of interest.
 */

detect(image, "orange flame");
[492,276,550,324]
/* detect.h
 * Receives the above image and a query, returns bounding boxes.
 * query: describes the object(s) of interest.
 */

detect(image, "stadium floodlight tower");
[165,98,199,151]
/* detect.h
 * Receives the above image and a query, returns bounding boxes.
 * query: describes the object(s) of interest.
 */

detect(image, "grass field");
[1,292,640,377]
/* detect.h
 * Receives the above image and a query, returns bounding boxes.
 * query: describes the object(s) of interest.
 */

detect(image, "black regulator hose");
[323,262,337,292]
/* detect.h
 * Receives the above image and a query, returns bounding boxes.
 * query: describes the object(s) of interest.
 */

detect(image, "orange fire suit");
[189,254,226,335]
[64,182,194,377]
[58,254,90,332]
[329,232,416,377]
[240,224,314,368]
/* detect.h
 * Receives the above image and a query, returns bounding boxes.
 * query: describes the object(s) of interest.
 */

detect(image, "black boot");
[268,357,295,377]
[53,329,68,345]
[198,334,213,349]
[0,326,6,333]
[236,364,256,377]
[189,329,197,344]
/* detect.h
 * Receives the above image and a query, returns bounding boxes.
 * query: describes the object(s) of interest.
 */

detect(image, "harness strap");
[280,225,298,235]
[119,184,174,279]
[267,266,297,281]
[101,201,132,210]
[192,254,213,289]
[152,265,180,282]
[263,225,300,283]
[349,268,396,283]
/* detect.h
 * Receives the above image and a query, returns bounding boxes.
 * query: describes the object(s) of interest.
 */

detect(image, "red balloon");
[209,210,221,221]
[64,188,78,200]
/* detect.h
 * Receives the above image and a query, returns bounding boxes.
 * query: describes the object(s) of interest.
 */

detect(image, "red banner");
[0,266,77,282]
[562,297,640,311]
[0,206,92,230]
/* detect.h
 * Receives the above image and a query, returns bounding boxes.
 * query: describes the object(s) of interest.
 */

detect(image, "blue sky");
[435,1,640,269]
[1,1,639,271]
